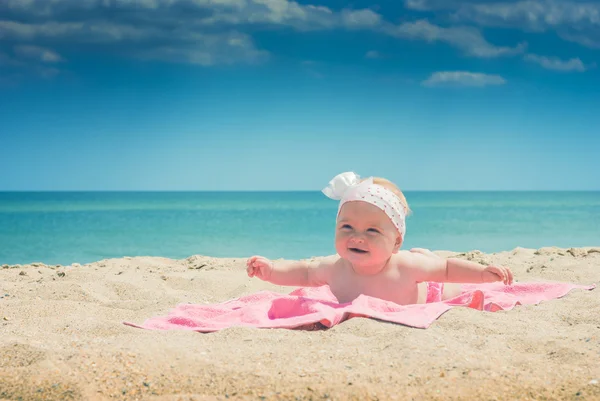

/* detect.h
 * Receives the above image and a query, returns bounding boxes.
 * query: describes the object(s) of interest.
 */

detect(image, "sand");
[1,246,599,400]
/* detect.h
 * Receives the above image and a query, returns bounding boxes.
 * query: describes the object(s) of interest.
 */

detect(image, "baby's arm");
[402,252,514,285]
[246,255,334,287]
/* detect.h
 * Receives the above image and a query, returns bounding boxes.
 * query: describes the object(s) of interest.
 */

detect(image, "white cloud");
[383,19,526,58]
[0,49,63,81]
[1,0,343,31]
[136,33,269,65]
[14,45,64,62]
[558,30,600,49]
[0,0,354,69]
[244,0,330,27]
[365,50,381,59]
[341,9,382,28]
[0,0,531,75]
[195,2,382,30]
[422,71,507,87]
[0,20,157,42]
[405,0,600,49]
[460,1,600,30]
[524,54,592,72]
[404,0,600,26]
[0,21,267,66]
[403,0,433,11]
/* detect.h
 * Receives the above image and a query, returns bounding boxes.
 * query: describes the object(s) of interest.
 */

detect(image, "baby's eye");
[367,228,380,234]
[340,224,352,230]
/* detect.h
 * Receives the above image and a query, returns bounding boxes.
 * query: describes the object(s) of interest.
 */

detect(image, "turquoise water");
[1,191,599,265]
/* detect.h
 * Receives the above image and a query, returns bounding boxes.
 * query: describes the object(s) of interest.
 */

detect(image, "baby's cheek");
[372,237,393,250]
[335,231,349,241]
[333,233,344,245]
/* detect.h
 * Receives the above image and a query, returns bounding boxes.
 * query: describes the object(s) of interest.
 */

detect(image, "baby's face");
[335,201,401,273]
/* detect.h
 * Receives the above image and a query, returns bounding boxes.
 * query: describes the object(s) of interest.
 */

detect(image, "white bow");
[322,172,372,200]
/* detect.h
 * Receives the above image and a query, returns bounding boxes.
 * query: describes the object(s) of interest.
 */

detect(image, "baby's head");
[322,172,410,271]
[366,176,411,217]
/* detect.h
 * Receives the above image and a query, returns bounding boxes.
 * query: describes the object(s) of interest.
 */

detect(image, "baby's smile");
[348,247,369,254]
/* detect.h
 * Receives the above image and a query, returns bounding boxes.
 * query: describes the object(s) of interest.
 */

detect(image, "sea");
[1,191,599,266]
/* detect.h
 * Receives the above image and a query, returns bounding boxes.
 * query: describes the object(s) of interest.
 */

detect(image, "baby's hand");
[482,265,514,285]
[246,255,273,281]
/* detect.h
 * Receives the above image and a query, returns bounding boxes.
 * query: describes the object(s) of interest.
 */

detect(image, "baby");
[246,172,514,305]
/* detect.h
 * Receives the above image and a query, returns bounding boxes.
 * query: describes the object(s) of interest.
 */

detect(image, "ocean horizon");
[1,190,599,266]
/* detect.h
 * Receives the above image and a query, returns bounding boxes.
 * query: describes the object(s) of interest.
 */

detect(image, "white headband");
[322,172,406,238]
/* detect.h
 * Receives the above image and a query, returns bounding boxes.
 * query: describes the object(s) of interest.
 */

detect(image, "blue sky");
[1,0,599,191]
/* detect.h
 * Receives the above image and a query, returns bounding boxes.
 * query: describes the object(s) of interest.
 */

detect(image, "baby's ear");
[393,235,403,253]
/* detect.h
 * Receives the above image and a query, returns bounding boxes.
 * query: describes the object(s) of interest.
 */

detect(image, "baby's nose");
[350,235,365,243]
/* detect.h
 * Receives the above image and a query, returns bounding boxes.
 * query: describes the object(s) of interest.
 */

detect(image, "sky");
[1,0,599,191]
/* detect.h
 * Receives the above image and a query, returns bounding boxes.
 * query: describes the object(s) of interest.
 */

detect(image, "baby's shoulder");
[306,254,342,286]
[307,254,342,269]
[390,250,417,267]
[388,251,429,275]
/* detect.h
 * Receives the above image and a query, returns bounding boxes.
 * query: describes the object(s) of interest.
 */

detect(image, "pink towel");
[123,282,596,332]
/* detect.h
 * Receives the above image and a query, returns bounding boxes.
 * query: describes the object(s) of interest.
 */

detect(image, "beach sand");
[1,247,599,400]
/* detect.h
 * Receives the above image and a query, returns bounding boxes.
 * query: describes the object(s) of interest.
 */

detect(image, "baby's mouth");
[349,247,368,254]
